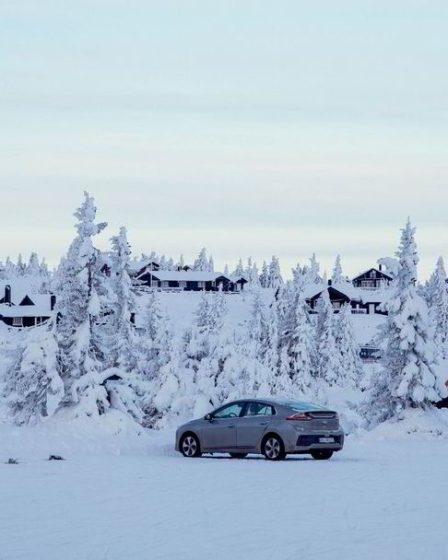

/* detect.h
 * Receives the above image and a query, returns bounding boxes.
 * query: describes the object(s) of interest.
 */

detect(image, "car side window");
[245,402,274,417]
[213,403,244,419]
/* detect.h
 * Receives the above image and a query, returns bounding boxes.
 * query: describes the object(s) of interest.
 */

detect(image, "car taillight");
[286,413,311,421]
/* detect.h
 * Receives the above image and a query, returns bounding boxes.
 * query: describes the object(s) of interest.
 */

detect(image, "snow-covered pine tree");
[16,254,26,276]
[3,322,64,425]
[268,256,283,289]
[289,291,317,397]
[208,255,215,272]
[259,260,268,288]
[55,192,110,417]
[109,227,139,372]
[316,289,340,386]
[426,257,448,359]
[239,290,273,396]
[234,258,244,277]
[307,253,321,284]
[334,303,362,386]
[26,252,41,278]
[193,247,209,271]
[182,291,226,415]
[366,220,440,424]
[331,255,344,284]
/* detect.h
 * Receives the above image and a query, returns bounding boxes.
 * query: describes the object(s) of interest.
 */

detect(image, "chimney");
[5,285,11,304]
[378,263,383,272]
[328,279,332,287]
[50,295,56,311]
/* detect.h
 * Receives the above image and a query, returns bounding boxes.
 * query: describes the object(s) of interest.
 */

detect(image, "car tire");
[229,453,248,459]
[261,435,286,461]
[180,433,202,458]
[311,450,333,460]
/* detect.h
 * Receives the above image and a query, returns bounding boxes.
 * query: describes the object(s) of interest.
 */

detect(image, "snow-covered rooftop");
[303,281,392,304]
[0,279,53,317]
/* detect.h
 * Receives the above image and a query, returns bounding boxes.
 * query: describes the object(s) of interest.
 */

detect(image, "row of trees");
[0,194,446,430]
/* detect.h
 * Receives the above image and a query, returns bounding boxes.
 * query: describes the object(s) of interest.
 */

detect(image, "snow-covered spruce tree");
[181,291,231,416]
[140,303,183,428]
[139,290,165,378]
[331,255,344,284]
[236,290,274,397]
[109,227,139,372]
[426,257,448,359]
[267,256,283,289]
[234,258,244,277]
[289,291,318,397]
[193,247,209,271]
[259,260,268,288]
[366,220,440,424]
[334,303,362,386]
[274,283,296,393]
[55,192,110,417]
[3,322,64,425]
[307,253,321,284]
[26,252,41,278]
[316,289,340,386]
[101,227,148,423]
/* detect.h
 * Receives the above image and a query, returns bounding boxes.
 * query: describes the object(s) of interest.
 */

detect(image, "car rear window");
[282,401,326,412]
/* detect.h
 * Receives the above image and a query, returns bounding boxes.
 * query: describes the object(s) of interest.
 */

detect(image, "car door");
[236,402,275,450]
[200,402,245,451]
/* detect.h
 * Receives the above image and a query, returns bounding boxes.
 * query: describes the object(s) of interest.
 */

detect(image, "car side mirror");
[204,413,213,422]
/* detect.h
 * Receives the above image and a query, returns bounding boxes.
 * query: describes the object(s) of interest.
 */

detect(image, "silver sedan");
[175,398,344,461]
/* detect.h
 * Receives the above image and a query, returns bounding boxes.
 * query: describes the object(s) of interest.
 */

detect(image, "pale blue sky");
[1,0,447,277]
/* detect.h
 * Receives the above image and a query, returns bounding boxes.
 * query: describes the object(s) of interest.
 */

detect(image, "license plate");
[319,437,335,443]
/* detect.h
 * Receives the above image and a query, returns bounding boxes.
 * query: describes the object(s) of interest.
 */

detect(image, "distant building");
[135,270,247,292]
[359,344,382,362]
[0,281,55,328]
[306,280,389,315]
[352,266,393,290]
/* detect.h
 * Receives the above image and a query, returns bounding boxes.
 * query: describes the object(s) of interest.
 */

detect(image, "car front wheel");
[311,450,333,460]
[180,433,202,458]
[262,435,285,461]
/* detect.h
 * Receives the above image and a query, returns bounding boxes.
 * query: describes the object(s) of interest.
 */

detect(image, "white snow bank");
[357,407,448,441]
[0,409,174,460]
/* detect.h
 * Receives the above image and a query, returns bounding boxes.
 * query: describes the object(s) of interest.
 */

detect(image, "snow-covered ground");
[2,412,448,560]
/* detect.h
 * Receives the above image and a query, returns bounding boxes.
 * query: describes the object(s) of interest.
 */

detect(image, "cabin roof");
[0,302,52,318]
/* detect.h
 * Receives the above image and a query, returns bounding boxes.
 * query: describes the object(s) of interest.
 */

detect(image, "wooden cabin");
[136,270,246,292]
[352,266,393,289]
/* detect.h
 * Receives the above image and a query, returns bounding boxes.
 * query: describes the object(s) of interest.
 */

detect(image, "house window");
[332,301,341,310]
[162,281,169,288]
[12,317,23,327]
[369,270,376,278]
[178,281,186,289]
[198,281,205,289]
[151,280,159,288]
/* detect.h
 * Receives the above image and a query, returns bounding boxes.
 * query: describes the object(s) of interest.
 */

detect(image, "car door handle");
[227,425,235,429]
[259,422,269,426]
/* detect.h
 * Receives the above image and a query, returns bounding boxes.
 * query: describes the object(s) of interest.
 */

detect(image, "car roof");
[227,397,327,411]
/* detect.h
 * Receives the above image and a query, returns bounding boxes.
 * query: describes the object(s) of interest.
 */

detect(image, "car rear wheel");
[311,450,333,460]
[180,433,202,458]
[229,452,248,459]
[262,435,285,461]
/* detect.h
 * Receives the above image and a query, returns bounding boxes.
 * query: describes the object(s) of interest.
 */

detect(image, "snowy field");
[2,413,448,560]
